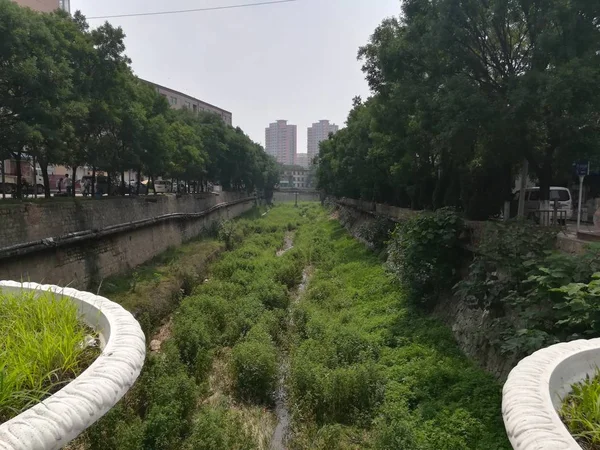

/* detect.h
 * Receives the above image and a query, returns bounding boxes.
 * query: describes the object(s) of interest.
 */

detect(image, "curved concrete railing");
[503,338,600,450]
[0,281,146,450]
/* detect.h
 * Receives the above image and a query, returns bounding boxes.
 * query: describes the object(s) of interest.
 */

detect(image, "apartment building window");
[170,96,178,105]
[193,104,197,113]
[185,101,191,109]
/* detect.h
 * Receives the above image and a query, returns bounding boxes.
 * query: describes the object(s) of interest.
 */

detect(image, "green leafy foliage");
[231,336,278,404]
[317,0,600,218]
[288,209,509,448]
[387,208,464,308]
[0,1,280,199]
[455,220,600,357]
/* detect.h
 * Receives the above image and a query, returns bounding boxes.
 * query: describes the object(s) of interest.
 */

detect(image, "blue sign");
[575,161,589,177]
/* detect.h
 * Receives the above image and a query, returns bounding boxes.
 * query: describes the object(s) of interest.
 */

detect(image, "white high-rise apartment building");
[265,120,297,166]
[307,120,339,165]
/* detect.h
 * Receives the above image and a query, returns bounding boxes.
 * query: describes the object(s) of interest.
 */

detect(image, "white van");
[152,180,172,194]
[514,187,573,222]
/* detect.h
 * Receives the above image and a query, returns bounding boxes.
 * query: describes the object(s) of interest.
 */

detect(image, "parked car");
[512,186,573,223]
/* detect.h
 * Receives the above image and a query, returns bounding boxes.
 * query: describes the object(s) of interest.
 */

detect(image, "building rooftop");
[140,79,232,115]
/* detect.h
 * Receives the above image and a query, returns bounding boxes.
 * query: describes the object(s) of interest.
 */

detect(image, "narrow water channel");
[271,230,310,450]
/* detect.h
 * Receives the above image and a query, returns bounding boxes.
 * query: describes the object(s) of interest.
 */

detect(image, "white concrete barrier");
[502,338,600,450]
[0,281,146,450]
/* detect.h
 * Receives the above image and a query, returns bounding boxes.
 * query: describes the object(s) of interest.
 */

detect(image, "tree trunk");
[40,162,51,198]
[72,166,77,197]
[33,155,38,199]
[136,167,141,195]
[92,167,96,198]
[151,175,156,195]
[121,171,126,196]
[15,153,22,200]
[1,159,5,199]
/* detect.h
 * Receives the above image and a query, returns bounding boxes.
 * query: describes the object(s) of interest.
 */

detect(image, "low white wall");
[0,281,146,450]
[502,338,600,450]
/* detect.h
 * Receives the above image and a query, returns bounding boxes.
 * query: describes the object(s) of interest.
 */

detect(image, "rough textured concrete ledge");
[0,281,146,450]
[502,339,600,450]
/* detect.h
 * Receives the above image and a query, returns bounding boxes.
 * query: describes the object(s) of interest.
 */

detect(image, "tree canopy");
[317,0,600,219]
[0,0,279,198]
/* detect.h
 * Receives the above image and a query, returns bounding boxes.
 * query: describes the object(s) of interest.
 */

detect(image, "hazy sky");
[71,0,400,153]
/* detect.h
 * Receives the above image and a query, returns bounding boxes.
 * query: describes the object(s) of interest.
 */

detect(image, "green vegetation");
[94,237,224,338]
[0,290,99,423]
[287,207,508,449]
[72,204,516,449]
[387,208,465,308]
[376,205,600,360]
[317,0,600,218]
[561,370,600,449]
[454,220,600,357]
[0,0,279,199]
[73,205,311,450]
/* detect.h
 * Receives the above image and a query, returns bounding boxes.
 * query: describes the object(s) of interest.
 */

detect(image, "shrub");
[183,407,254,450]
[274,257,303,289]
[231,340,278,404]
[387,208,464,308]
[356,217,395,250]
[252,277,289,310]
[218,220,243,250]
[290,358,385,425]
[172,310,213,369]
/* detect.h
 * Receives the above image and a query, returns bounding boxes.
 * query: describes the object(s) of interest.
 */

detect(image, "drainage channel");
[271,232,311,450]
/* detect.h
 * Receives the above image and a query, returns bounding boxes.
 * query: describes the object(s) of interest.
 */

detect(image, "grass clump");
[0,289,99,423]
[561,370,600,449]
[231,336,278,405]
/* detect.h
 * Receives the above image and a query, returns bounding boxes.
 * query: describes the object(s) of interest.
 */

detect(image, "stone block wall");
[0,195,254,289]
[0,192,245,248]
[272,191,321,203]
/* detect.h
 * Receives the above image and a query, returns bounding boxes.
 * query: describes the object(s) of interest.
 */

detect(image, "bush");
[184,407,254,450]
[252,277,289,310]
[356,217,396,250]
[273,257,304,289]
[231,340,278,404]
[455,220,600,356]
[387,208,464,308]
[290,358,385,425]
[218,220,243,250]
[173,310,213,369]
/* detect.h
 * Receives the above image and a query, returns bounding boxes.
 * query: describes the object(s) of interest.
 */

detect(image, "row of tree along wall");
[0,193,254,289]
[333,197,588,380]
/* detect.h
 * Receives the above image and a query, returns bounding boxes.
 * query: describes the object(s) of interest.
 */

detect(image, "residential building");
[295,153,309,168]
[12,0,69,12]
[307,120,339,165]
[143,80,233,126]
[265,120,297,166]
[280,165,310,189]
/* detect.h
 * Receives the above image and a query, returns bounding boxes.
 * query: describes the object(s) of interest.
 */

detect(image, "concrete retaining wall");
[0,192,245,248]
[0,195,254,289]
[273,191,320,203]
